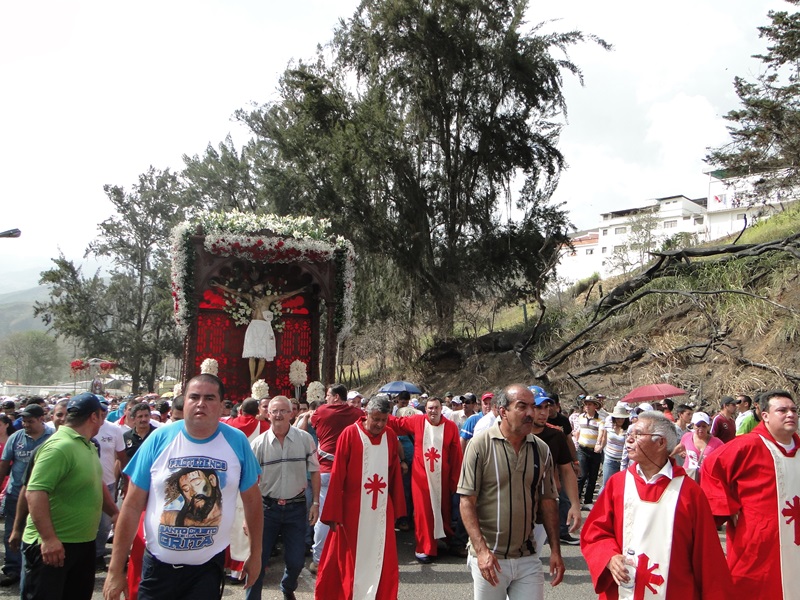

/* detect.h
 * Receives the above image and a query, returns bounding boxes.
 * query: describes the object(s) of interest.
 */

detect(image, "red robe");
[315,419,406,600]
[702,422,800,599]
[581,462,731,600]
[388,414,462,555]
[224,413,270,439]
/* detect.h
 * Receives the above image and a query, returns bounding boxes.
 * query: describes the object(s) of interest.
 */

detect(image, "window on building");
[601,247,607,253]
[613,245,625,252]
[602,229,608,236]
[736,213,747,220]
[586,248,594,255]
[663,220,677,229]
[614,226,626,234]
[694,216,704,225]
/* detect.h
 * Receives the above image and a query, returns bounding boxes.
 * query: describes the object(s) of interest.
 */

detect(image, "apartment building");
[557,171,795,283]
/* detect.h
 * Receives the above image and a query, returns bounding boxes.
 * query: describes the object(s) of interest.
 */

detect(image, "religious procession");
[0,381,797,600]
[0,210,797,600]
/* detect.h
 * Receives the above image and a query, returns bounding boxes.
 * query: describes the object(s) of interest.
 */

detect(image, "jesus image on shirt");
[161,467,223,527]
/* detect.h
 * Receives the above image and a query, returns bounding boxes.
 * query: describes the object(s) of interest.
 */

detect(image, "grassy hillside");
[359,205,800,410]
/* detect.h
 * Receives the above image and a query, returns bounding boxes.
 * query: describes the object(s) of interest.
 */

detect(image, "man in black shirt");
[532,393,581,546]
[122,403,155,460]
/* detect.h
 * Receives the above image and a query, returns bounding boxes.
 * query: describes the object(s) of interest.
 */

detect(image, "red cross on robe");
[364,474,387,510]
[782,495,800,545]
[424,446,440,472]
[633,552,665,599]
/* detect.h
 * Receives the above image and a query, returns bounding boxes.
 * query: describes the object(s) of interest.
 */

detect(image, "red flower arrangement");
[70,359,88,373]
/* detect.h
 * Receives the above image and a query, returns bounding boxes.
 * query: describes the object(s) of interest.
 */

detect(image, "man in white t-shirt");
[94,399,126,569]
[103,374,263,600]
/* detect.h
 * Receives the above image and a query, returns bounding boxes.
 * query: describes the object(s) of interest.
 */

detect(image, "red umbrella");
[621,384,687,403]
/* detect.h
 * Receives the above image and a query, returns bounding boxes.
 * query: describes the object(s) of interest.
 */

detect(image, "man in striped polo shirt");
[458,384,564,599]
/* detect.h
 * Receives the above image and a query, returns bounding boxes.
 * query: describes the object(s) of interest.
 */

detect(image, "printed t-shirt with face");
[123,420,260,565]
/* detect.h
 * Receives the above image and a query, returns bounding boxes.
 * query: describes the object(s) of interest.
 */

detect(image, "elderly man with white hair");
[581,411,731,599]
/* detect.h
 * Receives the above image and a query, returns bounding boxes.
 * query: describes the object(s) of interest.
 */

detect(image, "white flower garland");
[173,382,182,396]
[251,379,270,400]
[170,213,356,339]
[170,221,195,333]
[200,358,219,376]
[289,360,308,387]
[307,381,325,403]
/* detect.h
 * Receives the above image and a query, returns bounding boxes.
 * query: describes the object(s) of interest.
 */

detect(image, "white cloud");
[0,0,792,279]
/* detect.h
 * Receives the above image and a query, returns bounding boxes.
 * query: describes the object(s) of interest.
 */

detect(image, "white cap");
[638,403,654,412]
[691,412,711,426]
[346,391,363,400]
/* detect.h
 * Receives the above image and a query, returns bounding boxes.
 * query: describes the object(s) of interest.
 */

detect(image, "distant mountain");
[0,286,50,336]
[0,263,50,293]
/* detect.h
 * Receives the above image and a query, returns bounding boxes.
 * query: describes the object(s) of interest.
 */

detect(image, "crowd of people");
[0,382,796,600]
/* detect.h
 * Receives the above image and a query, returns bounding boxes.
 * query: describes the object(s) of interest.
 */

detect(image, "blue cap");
[67,392,104,416]
[528,385,553,405]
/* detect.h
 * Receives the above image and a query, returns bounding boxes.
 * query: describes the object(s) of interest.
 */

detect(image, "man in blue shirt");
[0,404,53,586]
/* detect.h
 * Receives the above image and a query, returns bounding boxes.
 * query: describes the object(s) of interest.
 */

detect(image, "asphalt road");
[0,522,598,600]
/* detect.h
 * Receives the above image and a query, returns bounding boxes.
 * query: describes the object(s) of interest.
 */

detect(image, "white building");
[557,230,601,283]
[556,171,797,283]
[705,169,792,240]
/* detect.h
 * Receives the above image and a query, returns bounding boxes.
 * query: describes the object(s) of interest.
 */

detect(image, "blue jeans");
[577,445,603,505]
[245,499,307,599]
[138,549,225,600]
[3,494,20,577]
[304,483,314,548]
[602,456,621,488]
[558,488,571,537]
[451,493,468,547]
[95,483,116,558]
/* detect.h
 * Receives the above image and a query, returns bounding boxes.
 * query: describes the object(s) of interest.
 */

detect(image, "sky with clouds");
[0,0,787,291]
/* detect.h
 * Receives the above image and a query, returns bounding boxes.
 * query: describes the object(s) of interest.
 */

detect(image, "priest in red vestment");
[702,390,800,600]
[389,396,463,562]
[315,395,405,600]
[581,411,731,600]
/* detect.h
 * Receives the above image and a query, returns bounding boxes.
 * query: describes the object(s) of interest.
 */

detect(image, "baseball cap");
[529,385,553,405]
[722,396,739,406]
[691,412,711,426]
[462,393,477,403]
[481,392,494,402]
[19,404,45,418]
[451,396,463,405]
[67,392,104,417]
[637,403,654,412]
[444,391,454,397]
[347,390,364,401]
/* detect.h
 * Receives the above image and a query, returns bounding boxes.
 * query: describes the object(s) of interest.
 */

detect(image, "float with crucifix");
[169,211,355,401]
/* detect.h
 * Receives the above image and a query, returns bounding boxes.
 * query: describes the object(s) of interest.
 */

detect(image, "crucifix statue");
[210,281,306,384]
